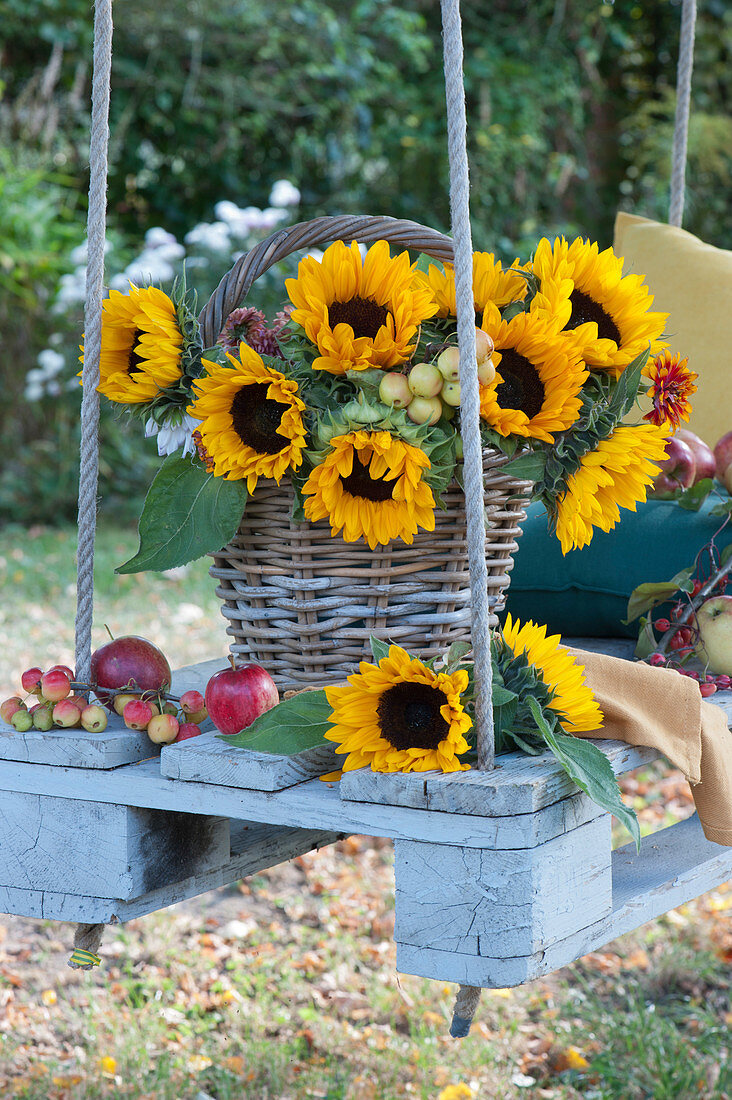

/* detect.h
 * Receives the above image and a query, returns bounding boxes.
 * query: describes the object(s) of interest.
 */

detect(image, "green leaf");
[527,698,640,851]
[676,478,714,511]
[117,455,248,574]
[499,451,547,482]
[710,499,732,518]
[222,689,332,753]
[721,542,732,567]
[624,568,694,623]
[491,684,518,707]
[634,615,657,660]
[444,639,472,672]
[369,636,391,663]
[608,347,650,418]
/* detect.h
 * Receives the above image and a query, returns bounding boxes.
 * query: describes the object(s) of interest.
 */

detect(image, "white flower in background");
[184,221,231,251]
[305,248,324,264]
[37,349,65,378]
[124,250,176,285]
[53,270,87,310]
[145,227,178,248]
[269,179,300,207]
[69,239,113,266]
[145,413,198,458]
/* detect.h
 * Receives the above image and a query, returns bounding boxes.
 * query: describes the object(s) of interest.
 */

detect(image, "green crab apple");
[696,596,732,675]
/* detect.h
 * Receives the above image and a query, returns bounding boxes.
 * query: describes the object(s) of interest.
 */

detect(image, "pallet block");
[160,729,339,791]
[0,716,159,769]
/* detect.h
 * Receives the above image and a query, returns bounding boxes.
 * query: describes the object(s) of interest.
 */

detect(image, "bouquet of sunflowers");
[84,233,695,574]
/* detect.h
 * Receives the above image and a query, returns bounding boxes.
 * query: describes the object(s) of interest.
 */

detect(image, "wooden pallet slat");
[160,730,339,791]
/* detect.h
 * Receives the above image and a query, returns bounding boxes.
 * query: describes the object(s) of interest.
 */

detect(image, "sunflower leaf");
[608,347,650,418]
[537,723,641,851]
[222,689,332,753]
[369,636,391,663]
[117,455,248,574]
[499,451,547,482]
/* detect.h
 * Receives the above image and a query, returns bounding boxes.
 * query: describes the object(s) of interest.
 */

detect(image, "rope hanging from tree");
[69,0,113,972]
[669,0,697,227]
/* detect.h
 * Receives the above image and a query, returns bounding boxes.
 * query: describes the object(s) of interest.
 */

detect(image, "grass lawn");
[0,525,730,1099]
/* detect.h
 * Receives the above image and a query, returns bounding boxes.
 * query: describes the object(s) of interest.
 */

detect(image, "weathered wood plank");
[0,791,230,900]
[396,814,732,987]
[161,730,339,791]
[340,741,660,816]
[394,816,612,958]
[0,820,342,924]
[0,715,158,769]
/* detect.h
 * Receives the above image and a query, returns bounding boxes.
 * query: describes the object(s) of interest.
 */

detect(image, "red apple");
[90,636,171,705]
[205,662,279,736]
[650,437,695,498]
[714,431,732,483]
[675,429,716,483]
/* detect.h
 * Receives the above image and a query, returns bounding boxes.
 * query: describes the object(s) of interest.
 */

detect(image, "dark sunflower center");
[494,348,545,419]
[128,328,143,374]
[328,297,389,340]
[566,288,621,345]
[340,454,396,502]
[377,681,450,752]
[230,384,287,455]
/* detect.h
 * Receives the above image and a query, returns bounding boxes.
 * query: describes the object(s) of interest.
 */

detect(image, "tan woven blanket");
[569,648,732,846]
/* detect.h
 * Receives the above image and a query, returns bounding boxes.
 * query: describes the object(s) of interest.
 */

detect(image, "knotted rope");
[69,0,113,970]
[441,0,495,1036]
[669,0,696,227]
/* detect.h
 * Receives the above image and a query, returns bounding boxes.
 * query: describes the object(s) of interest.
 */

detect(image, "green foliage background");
[0,0,730,521]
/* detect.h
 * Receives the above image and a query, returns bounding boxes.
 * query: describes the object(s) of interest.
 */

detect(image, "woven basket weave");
[200,216,532,689]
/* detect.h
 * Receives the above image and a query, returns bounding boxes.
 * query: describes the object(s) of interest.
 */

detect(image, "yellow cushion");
[613,212,732,446]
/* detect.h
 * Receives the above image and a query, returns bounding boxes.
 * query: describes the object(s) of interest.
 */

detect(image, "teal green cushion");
[503,498,732,638]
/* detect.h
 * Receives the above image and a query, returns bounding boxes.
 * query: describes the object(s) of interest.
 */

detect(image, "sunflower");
[81,285,183,405]
[554,424,669,554]
[422,251,527,323]
[528,237,668,376]
[187,343,307,492]
[285,239,436,374]
[477,303,587,442]
[500,614,603,733]
[325,645,473,773]
[303,430,436,549]
[643,352,697,429]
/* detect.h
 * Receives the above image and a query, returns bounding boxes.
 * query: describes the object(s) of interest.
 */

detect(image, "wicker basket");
[200,216,532,689]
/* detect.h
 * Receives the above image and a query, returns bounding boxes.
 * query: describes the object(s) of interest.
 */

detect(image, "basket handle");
[198,214,456,347]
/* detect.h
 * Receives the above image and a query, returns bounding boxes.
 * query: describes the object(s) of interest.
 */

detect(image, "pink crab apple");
[122,699,154,732]
[21,667,44,696]
[205,661,279,736]
[174,722,203,742]
[1,698,25,724]
[180,690,205,715]
[40,669,72,703]
[52,700,82,728]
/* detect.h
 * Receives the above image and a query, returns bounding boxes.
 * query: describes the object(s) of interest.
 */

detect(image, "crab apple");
[21,667,44,695]
[655,618,671,633]
[81,705,108,733]
[477,358,496,386]
[122,699,154,732]
[113,693,140,716]
[700,681,717,697]
[11,709,33,733]
[40,669,72,703]
[162,702,179,716]
[378,372,412,409]
[180,690,205,715]
[406,396,442,426]
[174,722,203,742]
[648,653,666,667]
[67,695,89,711]
[147,714,180,745]
[186,708,208,724]
[696,596,732,675]
[31,706,54,732]
[475,328,494,364]
[408,362,443,398]
[47,664,75,680]
[52,700,82,728]
[436,347,461,382]
[441,382,462,407]
[90,635,171,705]
[1,698,25,724]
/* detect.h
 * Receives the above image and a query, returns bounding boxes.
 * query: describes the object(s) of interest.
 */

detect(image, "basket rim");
[197,213,456,347]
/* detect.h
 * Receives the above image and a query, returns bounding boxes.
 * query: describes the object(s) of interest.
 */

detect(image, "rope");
[75,0,113,685]
[450,983,482,1038]
[440,0,495,775]
[441,0,493,1029]
[68,923,105,970]
[71,0,113,967]
[669,0,697,227]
